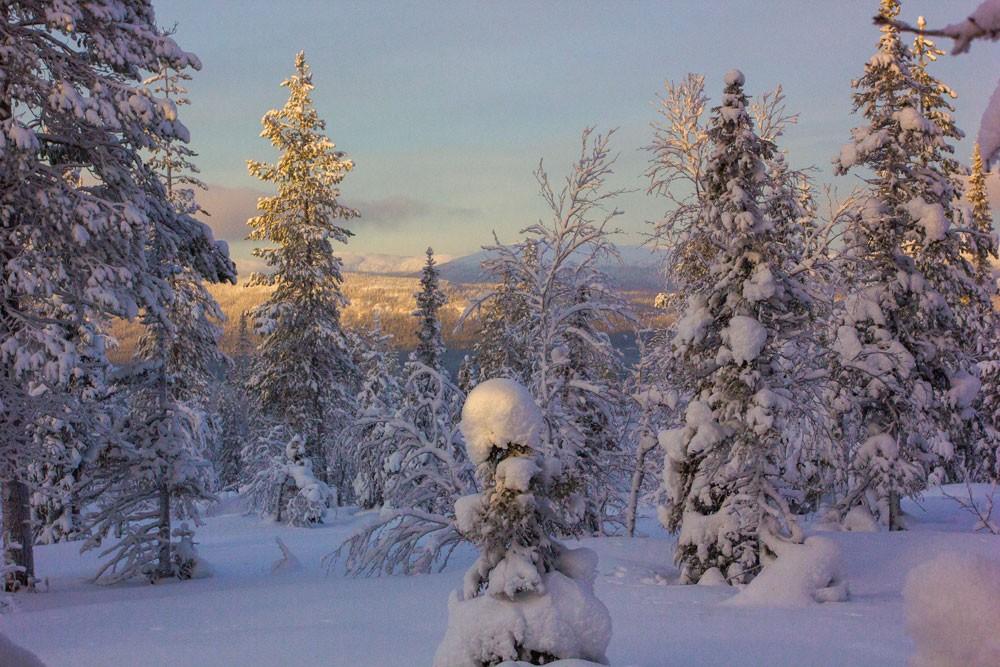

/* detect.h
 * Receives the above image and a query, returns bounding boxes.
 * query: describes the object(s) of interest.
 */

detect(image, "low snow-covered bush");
[434,379,612,667]
[903,552,1000,667]
[242,429,332,526]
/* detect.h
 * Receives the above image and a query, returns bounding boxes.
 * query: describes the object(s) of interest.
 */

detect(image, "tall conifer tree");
[246,52,359,486]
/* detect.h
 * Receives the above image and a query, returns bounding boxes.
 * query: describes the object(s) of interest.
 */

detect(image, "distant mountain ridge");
[339,246,667,292]
[435,245,666,291]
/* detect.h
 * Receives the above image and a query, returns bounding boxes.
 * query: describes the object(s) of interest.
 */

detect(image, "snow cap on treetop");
[724,69,745,87]
[460,378,544,465]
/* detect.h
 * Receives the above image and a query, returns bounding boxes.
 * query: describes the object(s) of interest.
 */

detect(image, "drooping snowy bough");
[434,379,611,667]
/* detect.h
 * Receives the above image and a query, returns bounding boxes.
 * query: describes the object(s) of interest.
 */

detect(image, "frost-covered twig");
[942,481,999,534]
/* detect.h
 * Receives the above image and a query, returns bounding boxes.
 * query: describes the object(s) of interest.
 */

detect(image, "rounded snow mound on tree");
[904,551,1000,667]
[722,315,767,365]
[724,69,745,87]
[434,567,612,667]
[0,632,46,667]
[460,378,544,465]
[724,536,848,607]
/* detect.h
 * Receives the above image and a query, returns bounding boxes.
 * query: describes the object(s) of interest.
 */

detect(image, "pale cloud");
[197,184,481,243]
[345,195,480,228]
[196,184,262,242]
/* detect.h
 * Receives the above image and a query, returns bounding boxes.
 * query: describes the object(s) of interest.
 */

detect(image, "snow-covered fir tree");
[246,51,359,490]
[471,129,632,534]
[434,378,611,666]
[658,70,816,585]
[829,0,994,527]
[0,0,221,589]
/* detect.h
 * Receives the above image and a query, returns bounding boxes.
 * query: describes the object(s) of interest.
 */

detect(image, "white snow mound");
[461,378,545,465]
[725,536,848,608]
[723,315,767,365]
[904,552,1000,667]
[434,569,612,667]
[724,69,745,86]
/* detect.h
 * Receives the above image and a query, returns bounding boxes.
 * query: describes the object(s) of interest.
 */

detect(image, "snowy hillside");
[4,486,997,666]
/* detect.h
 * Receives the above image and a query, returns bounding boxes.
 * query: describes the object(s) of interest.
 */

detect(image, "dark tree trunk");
[2,479,35,591]
[888,490,904,531]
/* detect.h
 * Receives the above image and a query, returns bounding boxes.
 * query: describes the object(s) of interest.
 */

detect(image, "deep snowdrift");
[1,485,996,666]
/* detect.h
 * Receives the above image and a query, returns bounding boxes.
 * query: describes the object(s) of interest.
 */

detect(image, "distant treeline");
[110,272,671,360]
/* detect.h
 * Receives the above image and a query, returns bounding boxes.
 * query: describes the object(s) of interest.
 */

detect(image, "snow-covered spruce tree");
[407,246,451,435]
[967,143,997,290]
[347,317,402,509]
[26,362,109,546]
[0,0,216,590]
[456,354,479,395]
[81,94,234,584]
[240,424,332,525]
[876,0,1000,165]
[657,70,816,585]
[246,51,359,490]
[434,378,611,667]
[413,247,447,373]
[969,143,1000,481]
[830,0,996,526]
[645,78,838,517]
[468,129,632,534]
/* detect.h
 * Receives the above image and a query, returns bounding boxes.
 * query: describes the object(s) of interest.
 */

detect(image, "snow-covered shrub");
[170,523,210,580]
[903,552,1000,667]
[329,361,472,576]
[434,379,611,667]
[282,436,333,527]
[242,429,332,526]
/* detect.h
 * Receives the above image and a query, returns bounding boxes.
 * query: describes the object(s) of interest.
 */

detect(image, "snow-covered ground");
[4,486,998,666]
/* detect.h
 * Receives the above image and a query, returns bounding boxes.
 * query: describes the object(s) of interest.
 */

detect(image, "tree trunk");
[156,485,172,579]
[2,479,34,591]
[311,399,329,487]
[888,490,904,531]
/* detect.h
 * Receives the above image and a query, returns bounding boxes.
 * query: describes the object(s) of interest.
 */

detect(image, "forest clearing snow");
[2,485,997,667]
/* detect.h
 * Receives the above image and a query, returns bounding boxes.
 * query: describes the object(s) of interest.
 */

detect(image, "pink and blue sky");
[156,0,999,273]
